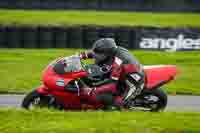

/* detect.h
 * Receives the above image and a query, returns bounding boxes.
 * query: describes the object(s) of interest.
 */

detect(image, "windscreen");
[63,55,83,72]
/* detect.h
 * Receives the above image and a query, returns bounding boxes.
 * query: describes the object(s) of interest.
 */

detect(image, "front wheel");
[21,90,57,110]
[128,88,168,112]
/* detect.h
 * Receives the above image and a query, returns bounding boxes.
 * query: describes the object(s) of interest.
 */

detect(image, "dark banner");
[136,27,200,51]
[0,0,199,12]
[0,25,200,51]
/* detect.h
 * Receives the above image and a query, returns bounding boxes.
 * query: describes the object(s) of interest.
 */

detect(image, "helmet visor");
[94,52,107,64]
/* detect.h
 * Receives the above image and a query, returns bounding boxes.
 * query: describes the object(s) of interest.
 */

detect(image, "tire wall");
[0,0,199,12]
[0,26,200,51]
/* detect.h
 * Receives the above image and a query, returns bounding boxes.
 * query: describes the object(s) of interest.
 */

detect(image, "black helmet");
[92,38,118,65]
[92,38,117,55]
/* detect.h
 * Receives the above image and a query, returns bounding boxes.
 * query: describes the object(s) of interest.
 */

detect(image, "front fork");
[35,85,61,108]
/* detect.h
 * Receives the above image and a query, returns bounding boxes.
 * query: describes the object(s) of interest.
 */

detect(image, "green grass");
[0,49,200,95]
[0,9,200,27]
[0,108,200,133]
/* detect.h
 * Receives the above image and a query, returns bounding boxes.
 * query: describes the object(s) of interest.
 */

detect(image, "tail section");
[144,65,178,89]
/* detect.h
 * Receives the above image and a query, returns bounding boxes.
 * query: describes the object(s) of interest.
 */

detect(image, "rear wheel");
[21,90,57,110]
[128,88,168,112]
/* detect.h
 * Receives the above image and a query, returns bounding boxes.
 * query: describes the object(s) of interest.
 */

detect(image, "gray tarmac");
[0,95,200,111]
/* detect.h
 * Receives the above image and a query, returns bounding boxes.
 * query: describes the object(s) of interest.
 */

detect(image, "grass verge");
[0,49,199,95]
[0,9,200,27]
[0,108,200,133]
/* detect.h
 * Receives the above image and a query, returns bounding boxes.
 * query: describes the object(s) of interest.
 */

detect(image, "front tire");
[22,90,55,110]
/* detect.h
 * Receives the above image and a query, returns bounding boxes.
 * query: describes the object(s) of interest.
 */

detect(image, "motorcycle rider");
[43,38,144,109]
[79,38,145,109]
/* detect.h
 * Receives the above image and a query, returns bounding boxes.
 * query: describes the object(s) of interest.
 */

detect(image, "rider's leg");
[89,83,118,107]
[120,64,145,102]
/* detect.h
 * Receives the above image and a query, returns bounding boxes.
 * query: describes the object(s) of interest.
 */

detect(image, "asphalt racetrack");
[0,95,200,111]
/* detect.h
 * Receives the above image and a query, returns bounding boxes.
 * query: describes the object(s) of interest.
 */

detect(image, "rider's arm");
[79,51,95,60]
[110,57,123,81]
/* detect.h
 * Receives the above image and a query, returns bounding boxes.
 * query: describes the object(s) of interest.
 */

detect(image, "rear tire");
[129,88,168,112]
[141,88,168,112]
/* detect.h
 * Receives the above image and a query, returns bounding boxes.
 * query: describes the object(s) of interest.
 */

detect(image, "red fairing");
[36,85,49,94]
[42,65,88,91]
[37,85,82,110]
[37,65,92,110]
[144,65,178,89]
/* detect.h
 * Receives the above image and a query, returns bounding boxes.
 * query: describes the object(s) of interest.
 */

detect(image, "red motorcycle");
[22,55,178,112]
